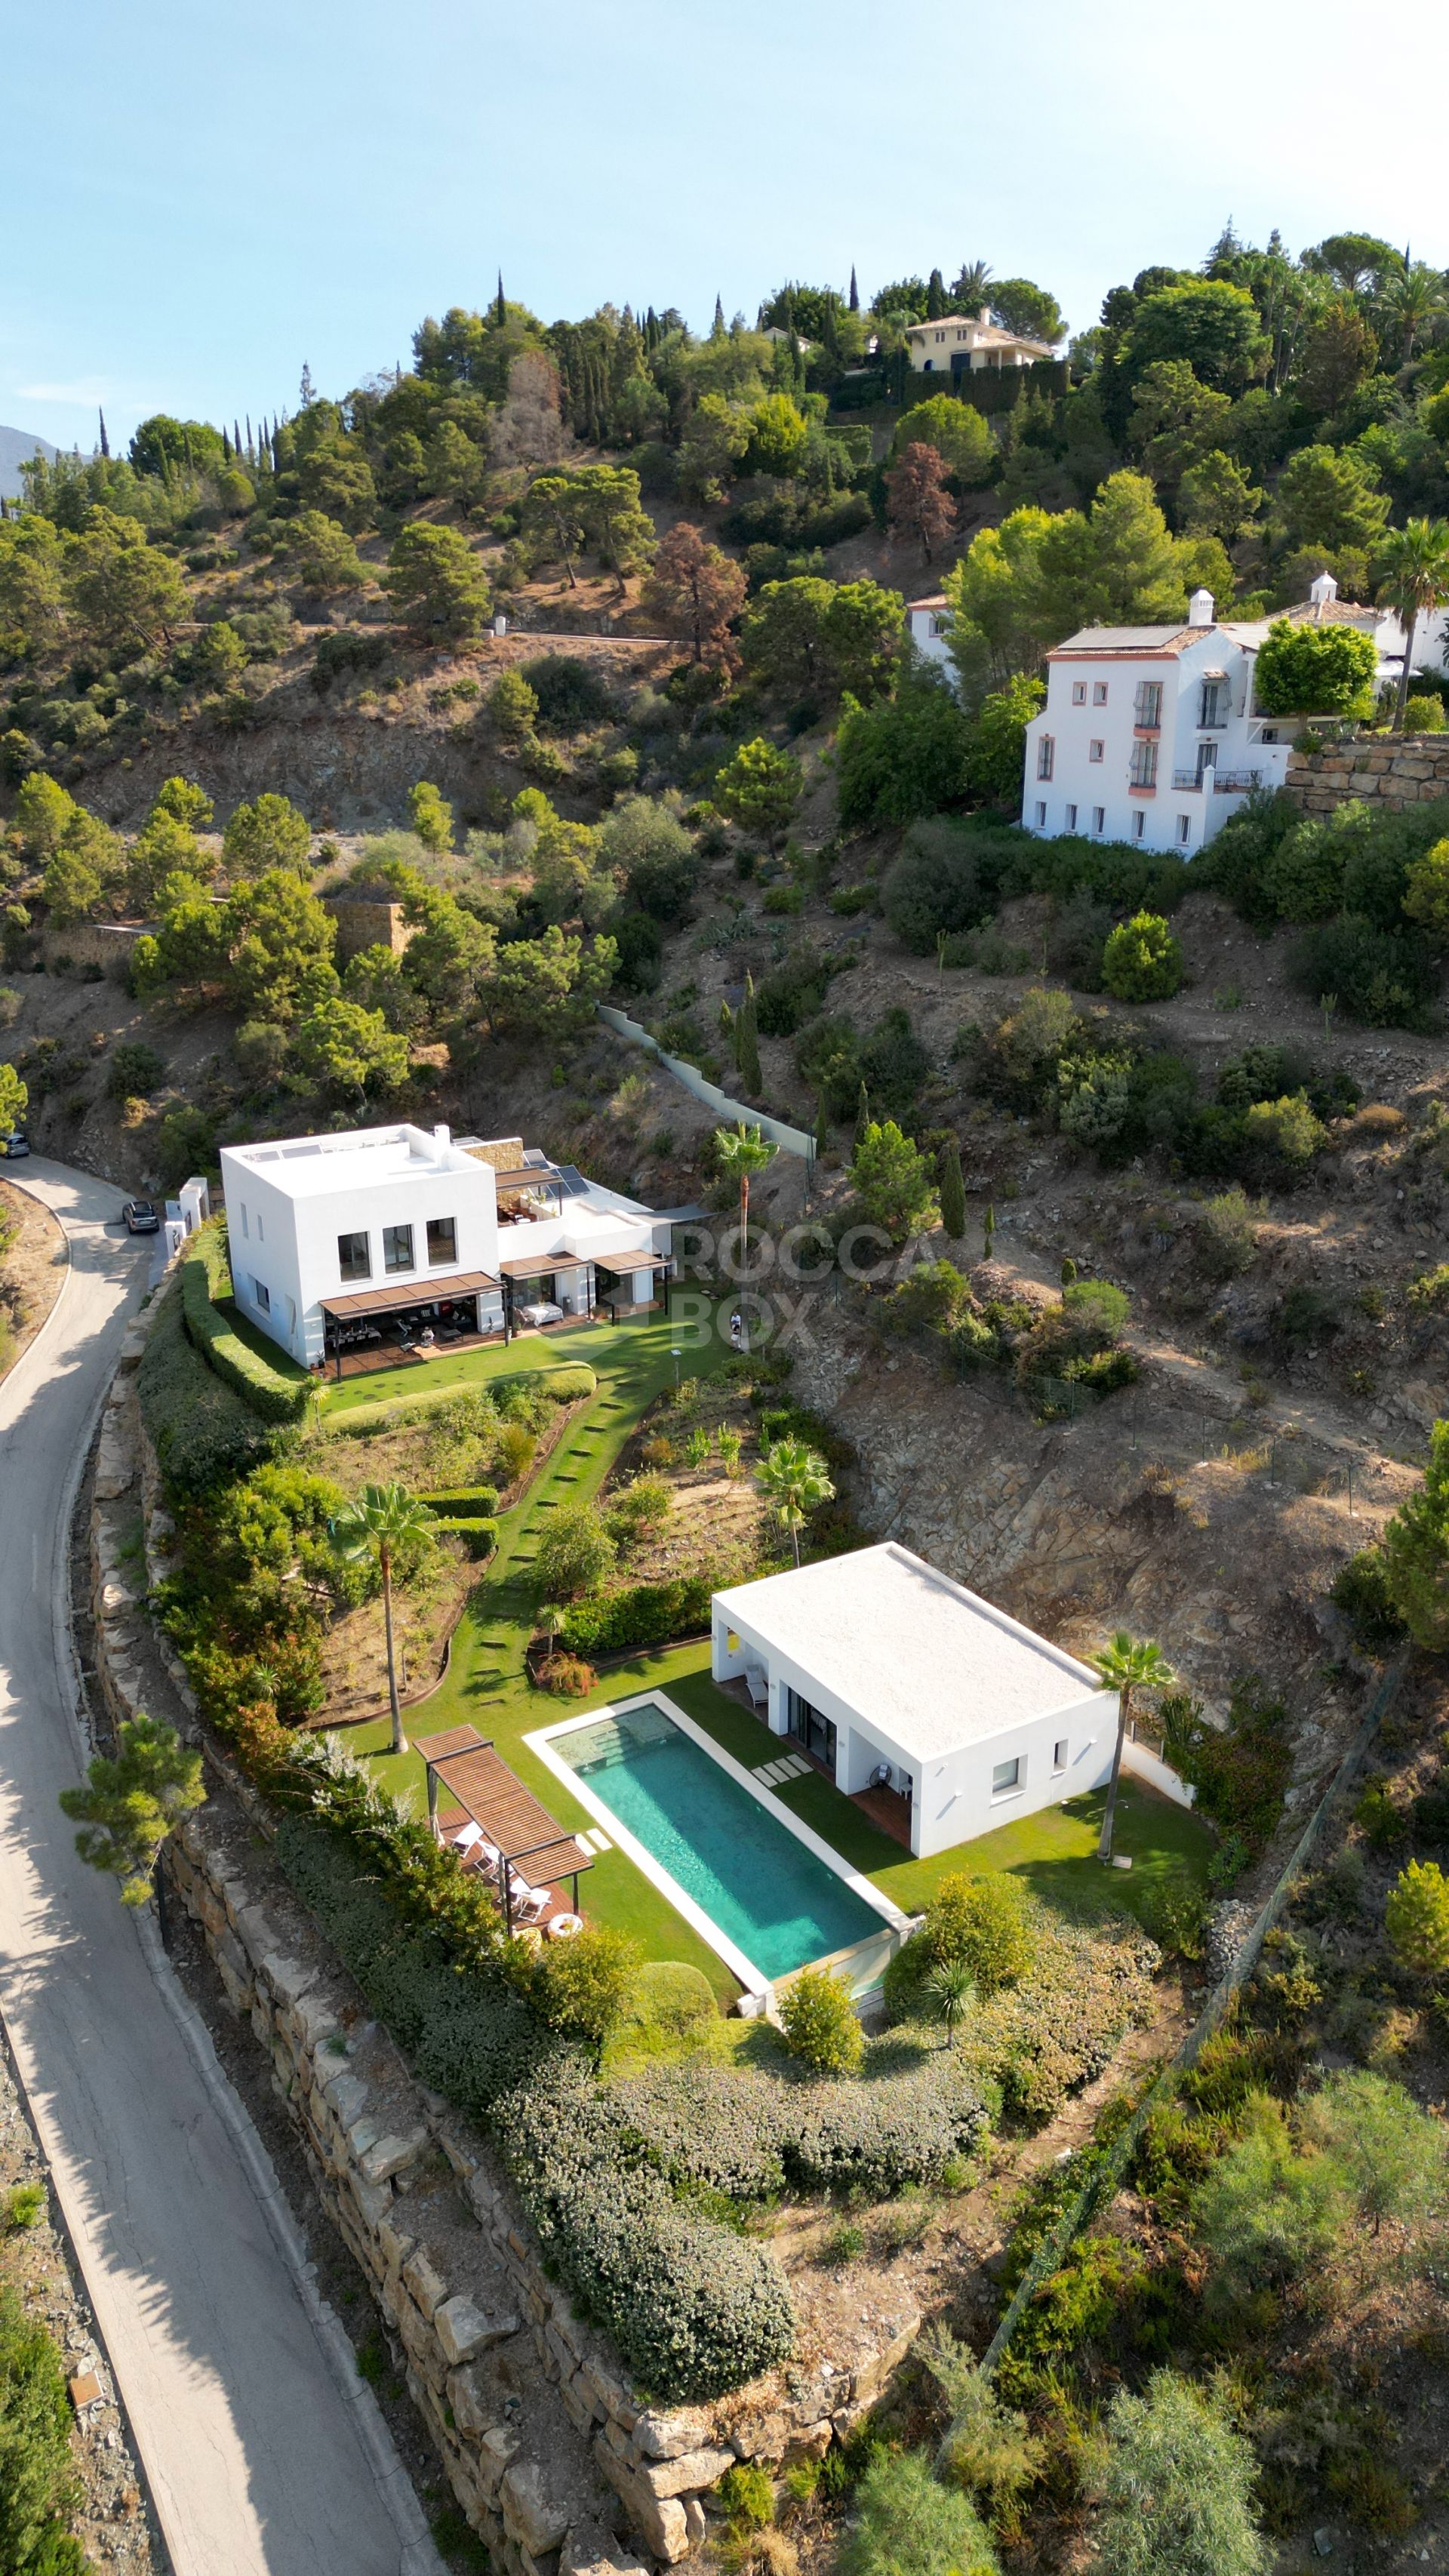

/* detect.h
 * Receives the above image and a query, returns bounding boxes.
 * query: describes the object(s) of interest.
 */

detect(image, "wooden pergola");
[421,1725,593,1934]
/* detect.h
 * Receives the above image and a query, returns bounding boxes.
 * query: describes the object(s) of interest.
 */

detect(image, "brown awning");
[320,1270,499,1321]
[423,1727,594,1919]
[593,1248,669,1274]
[498,1251,590,1281]
[491,1168,562,1191]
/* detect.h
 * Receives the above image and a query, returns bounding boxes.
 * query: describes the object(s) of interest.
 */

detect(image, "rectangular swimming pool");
[543,1697,888,1984]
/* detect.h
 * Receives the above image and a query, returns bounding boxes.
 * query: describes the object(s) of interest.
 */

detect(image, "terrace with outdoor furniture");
[421,1724,594,1937]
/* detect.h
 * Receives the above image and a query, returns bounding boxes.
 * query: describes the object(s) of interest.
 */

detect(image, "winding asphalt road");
[0,1158,435,2575]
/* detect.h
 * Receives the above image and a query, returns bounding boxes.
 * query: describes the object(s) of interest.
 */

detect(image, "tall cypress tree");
[234,417,243,456]
[849,265,860,312]
[927,266,946,319]
[736,998,761,1097]
[221,426,232,460]
[712,292,725,336]
[854,1082,871,1150]
[495,271,507,326]
[97,408,109,458]
[939,1139,965,1240]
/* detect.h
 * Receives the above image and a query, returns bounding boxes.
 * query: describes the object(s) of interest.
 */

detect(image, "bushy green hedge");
[560,1572,715,1657]
[275,1815,794,2398]
[611,2054,990,2201]
[420,1485,501,1518]
[0,2279,88,2574]
[179,1222,312,1424]
[137,1280,278,1492]
[537,1362,597,1401]
[443,1515,497,1559]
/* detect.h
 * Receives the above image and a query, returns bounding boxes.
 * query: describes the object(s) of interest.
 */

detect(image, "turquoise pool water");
[556,1700,882,1979]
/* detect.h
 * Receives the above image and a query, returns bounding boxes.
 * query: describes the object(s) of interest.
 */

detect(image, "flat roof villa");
[712,1544,1116,1857]
[217,1121,674,1375]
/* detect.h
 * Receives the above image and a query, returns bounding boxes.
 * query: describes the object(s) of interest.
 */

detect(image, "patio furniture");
[451,1822,486,1857]
[743,1665,768,1712]
[870,1762,892,1791]
[420,1726,594,1934]
[548,1913,583,1940]
[509,1874,550,1925]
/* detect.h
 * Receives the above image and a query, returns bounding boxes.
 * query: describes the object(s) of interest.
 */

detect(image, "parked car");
[2,1131,29,1159]
[122,1199,160,1233]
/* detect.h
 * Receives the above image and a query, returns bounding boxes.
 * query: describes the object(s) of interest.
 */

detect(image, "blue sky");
[5,0,1448,454]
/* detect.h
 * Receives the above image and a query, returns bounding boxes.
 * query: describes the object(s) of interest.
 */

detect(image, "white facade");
[217,1122,668,1369]
[905,308,1054,375]
[906,594,953,674]
[711,1543,1115,1860]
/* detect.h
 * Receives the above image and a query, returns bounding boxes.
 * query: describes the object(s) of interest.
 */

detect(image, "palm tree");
[755,1436,835,1568]
[952,260,993,312]
[1089,1631,1177,1864]
[1375,518,1449,728]
[714,1121,777,1270]
[330,1482,435,1754]
[1380,261,1447,366]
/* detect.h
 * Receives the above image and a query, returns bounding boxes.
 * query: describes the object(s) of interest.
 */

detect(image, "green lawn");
[351,1310,1215,2000]
[317,1314,669,1423]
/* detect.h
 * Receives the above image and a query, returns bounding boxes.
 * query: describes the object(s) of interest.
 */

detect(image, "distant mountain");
[0,424,61,500]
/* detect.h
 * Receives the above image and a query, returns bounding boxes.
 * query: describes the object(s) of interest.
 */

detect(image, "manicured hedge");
[137,1280,278,1493]
[180,1221,312,1425]
[420,1485,501,1518]
[275,1815,794,2399]
[443,1516,497,1559]
[537,1362,596,1401]
[611,2054,991,2201]
[560,1572,715,1657]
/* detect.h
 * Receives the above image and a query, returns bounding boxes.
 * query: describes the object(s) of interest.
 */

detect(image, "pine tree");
[495,272,507,327]
[849,265,860,312]
[940,1139,965,1240]
[97,408,109,458]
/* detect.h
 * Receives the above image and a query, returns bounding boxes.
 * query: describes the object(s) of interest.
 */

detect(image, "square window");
[251,1277,270,1314]
[1177,813,1192,845]
[337,1230,371,1284]
[1132,811,1145,840]
[1065,803,1077,830]
[1092,806,1105,835]
[992,1757,1022,1799]
[1092,682,1108,704]
[427,1216,458,1267]
[1089,738,1103,762]
[1071,681,1087,706]
[1033,801,1046,827]
[1053,1737,1069,1772]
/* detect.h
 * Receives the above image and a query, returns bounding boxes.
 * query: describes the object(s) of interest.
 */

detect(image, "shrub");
[613,2051,991,2200]
[559,1573,715,1657]
[836,668,973,830]
[777,1969,863,2075]
[530,1923,640,2045]
[137,1276,277,1491]
[841,2448,1001,2576]
[0,2281,85,2576]
[717,2464,775,2531]
[534,1501,615,1601]
[520,655,614,733]
[178,1223,312,1423]
[1192,2096,1345,2301]
[924,1874,1036,1993]
[1175,1673,1291,1854]
[1101,911,1184,1002]
[1241,1091,1325,1166]
[1291,916,1434,1028]
[881,818,995,954]
[1096,2369,1270,2576]
[1194,1187,1258,1279]
[1385,1857,1449,1978]
[105,1039,165,1100]
[1403,692,1447,734]
[629,1961,716,2033]
[1330,1547,1407,1656]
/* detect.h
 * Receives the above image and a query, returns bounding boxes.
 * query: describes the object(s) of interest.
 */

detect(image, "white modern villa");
[711,1543,1117,1857]
[1019,571,1449,857]
[903,307,1056,377]
[217,1122,672,1374]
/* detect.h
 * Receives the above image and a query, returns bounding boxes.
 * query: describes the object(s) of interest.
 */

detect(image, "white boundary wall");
[598,1007,816,1162]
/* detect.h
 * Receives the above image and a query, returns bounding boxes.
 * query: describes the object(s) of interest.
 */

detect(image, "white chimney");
[1309,568,1338,617]
[977,305,992,327]
[1187,586,1215,628]
[432,1123,451,1149]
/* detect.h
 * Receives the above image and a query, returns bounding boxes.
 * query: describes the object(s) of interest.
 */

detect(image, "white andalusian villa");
[1016,571,1449,857]
[217,1122,673,1376]
[903,307,1056,379]
[711,1543,1119,1857]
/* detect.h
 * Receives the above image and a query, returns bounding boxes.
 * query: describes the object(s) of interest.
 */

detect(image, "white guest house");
[218,1122,673,1376]
[711,1543,1118,1857]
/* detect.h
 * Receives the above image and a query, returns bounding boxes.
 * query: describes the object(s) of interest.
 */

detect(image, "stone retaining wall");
[1287,736,1449,815]
[87,1328,923,2570]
